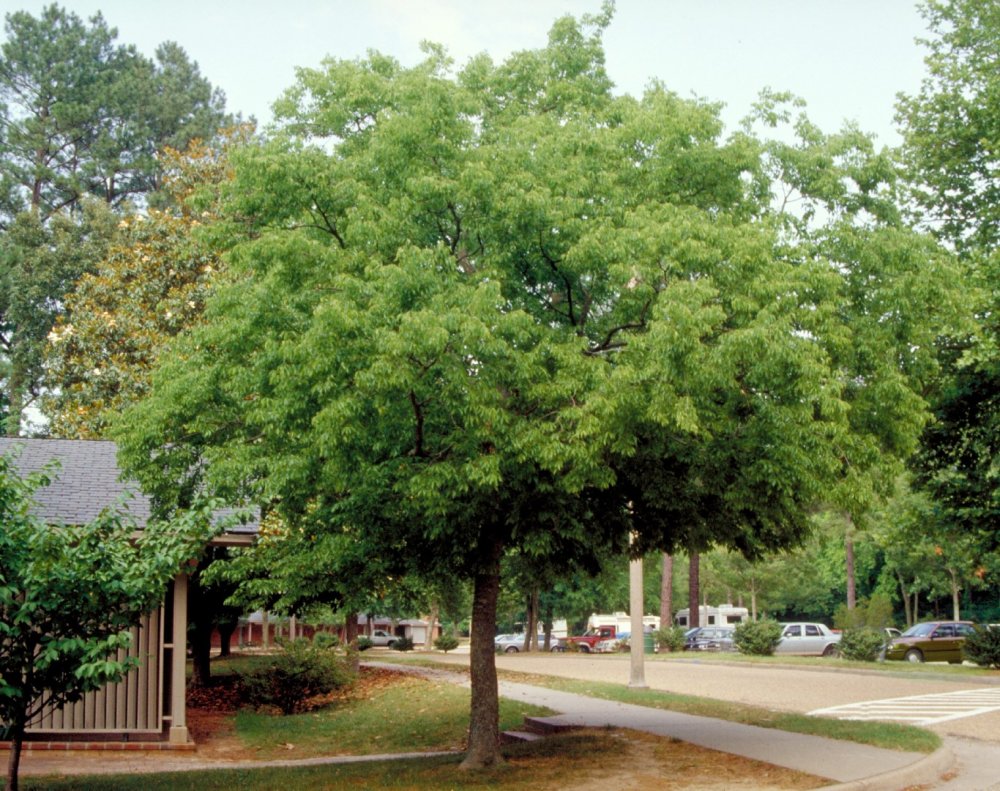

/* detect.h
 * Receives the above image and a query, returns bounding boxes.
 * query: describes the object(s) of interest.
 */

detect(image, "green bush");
[392,635,414,651]
[654,625,687,653]
[237,638,354,714]
[733,620,782,656]
[355,635,373,651]
[312,631,340,650]
[433,633,460,652]
[838,627,886,662]
[963,625,1000,669]
[834,594,894,631]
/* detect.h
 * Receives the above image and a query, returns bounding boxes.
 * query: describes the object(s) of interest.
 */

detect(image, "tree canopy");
[116,7,961,768]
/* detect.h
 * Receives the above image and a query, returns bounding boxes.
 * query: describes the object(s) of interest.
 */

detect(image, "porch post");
[169,572,189,744]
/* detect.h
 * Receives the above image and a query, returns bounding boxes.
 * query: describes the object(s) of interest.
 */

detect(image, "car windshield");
[900,623,936,638]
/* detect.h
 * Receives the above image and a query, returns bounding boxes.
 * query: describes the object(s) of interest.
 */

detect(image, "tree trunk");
[896,572,912,627]
[659,554,674,627]
[460,542,504,770]
[844,516,857,610]
[542,601,554,651]
[5,708,26,791]
[750,577,758,621]
[427,602,440,650]
[525,589,539,651]
[217,619,237,658]
[688,551,700,628]
[345,612,360,671]
[949,569,961,620]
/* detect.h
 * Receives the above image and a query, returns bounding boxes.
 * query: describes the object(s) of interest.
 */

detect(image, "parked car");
[883,621,976,663]
[775,622,841,656]
[368,629,397,647]
[495,633,532,653]
[684,625,736,652]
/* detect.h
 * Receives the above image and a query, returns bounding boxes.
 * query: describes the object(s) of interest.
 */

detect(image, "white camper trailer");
[674,604,749,628]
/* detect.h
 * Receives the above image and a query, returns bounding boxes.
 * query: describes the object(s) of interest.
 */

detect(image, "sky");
[3,0,932,147]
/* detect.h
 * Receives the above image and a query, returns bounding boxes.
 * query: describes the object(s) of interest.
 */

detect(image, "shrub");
[237,638,354,714]
[733,620,782,656]
[433,633,460,652]
[392,635,414,651]
[312,631,340,650]
[838,627,886,662]
[654,625,687,653]
[963,625,1000,669]
[355,636,373,651]
[834,594,894,631]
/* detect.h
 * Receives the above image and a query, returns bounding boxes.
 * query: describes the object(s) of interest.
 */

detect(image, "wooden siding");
[27,609,164,740]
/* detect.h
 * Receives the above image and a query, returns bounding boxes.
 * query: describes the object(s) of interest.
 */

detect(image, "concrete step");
[500,730,543,745]
[523,716,580,735]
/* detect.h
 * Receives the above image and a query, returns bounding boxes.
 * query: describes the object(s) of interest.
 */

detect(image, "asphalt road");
[428,650,1000,743]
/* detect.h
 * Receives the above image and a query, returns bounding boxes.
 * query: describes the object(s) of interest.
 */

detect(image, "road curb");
[819,746,954,790]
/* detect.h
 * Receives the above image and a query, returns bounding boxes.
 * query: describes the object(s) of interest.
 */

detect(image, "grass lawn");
[233,669,547,758]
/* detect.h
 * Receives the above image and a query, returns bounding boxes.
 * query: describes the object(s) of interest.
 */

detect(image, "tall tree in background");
[0,4,234,435]
[898,0,1000,557]
[43,129,252,438]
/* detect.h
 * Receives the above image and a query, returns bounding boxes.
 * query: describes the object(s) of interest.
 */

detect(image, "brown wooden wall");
[26,609,164,740]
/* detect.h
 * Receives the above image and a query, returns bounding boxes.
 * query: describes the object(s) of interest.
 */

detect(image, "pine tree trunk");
[845,516,857,610]
[688,551,700,628]
[660,554,674,627]
[460,541,504,770]
[897,572,912,626]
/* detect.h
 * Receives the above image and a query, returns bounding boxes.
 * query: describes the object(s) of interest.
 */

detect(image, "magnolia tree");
[116,7,960,769]
[0,454,221,791]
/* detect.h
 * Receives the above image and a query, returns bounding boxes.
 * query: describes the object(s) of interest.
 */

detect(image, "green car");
[883,620,976,663]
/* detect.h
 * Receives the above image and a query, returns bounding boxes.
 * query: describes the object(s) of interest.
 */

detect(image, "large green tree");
[116,8,957,768]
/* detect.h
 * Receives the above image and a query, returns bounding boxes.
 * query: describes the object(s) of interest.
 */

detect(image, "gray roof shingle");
[0,438,257,535]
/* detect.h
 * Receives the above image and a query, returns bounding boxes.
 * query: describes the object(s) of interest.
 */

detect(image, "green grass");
[234,673,550,758]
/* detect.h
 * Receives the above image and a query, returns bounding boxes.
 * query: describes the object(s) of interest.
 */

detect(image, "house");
[0,438,257,746]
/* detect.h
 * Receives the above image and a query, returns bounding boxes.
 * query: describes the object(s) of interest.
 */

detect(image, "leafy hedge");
[963,625,1000,668]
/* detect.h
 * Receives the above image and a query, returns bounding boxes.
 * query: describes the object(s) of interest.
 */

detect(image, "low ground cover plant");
[434,633,460,652]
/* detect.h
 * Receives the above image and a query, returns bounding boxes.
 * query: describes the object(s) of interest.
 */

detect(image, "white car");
[368,629,397,647]
[775,622,841,656]
[495,633,530,653]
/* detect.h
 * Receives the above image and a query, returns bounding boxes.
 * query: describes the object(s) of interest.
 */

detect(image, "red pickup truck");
[555,625,621,653]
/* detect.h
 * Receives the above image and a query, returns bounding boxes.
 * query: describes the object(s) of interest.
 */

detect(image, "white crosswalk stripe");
[808,688,1000,725]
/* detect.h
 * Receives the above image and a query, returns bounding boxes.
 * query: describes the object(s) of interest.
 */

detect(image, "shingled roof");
[0,438,257,537]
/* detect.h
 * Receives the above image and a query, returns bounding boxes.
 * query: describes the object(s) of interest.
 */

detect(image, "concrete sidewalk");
[13,662,953,790]
[497,679,951,790]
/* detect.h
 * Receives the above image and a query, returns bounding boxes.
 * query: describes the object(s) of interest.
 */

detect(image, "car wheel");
[550,645,563,652]
[387,641,396,649]
[822,644,839,657]
[905,648,923,663]
[578,644,590,653]
[505,646,519,653]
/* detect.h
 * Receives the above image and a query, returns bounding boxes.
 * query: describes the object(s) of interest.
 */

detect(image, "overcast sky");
[5,1,931,146]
